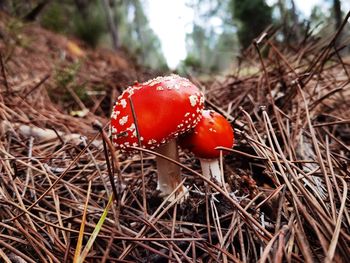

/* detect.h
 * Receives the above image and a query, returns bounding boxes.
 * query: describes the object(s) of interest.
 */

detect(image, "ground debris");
[1,12,350,263]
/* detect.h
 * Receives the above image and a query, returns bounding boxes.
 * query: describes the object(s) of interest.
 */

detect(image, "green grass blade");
[73,180,92,262]
[77,194,113,263]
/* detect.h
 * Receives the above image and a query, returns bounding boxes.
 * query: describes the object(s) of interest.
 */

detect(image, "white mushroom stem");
[155,139,186,199]
[200,158,223,185]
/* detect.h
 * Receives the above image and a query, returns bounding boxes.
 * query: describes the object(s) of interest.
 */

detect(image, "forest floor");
[1,12,350,263]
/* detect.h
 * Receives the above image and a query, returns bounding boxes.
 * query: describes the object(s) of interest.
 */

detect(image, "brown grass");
[0,12,349,263]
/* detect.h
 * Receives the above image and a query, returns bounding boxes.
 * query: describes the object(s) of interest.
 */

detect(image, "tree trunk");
[74,0,89,18]
[333,0,342,30]
[289,0,301,42]
[277,0,289,44]
[102,0,119,50]
[24,0,50,21]
[133,0,145,64]
[333,0,343,52]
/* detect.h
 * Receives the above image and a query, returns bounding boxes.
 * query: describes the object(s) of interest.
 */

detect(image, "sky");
[145,0,194,68]
[145,0,349,69]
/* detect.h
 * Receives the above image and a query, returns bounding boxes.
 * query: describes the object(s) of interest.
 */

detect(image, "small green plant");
[55,62,81,88]
[40,2,69,33]
[5,18,27,45]
[72,2,106,48]
[51,62,89,107]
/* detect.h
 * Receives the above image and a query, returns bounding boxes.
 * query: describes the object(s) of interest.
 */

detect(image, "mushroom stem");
[199,158,223,185]
[155,139,186,198]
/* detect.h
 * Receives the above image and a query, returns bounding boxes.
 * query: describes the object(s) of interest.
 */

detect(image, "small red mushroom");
[179,110,234,185]
[111,75,204,200]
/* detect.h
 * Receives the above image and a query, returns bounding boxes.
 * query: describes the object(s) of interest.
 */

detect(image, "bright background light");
[145,0,194,69]
[145,0,350,69]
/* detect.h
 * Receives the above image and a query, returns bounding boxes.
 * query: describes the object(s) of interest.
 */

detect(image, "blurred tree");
[276,0,303,44]
[331,0,347,53]
[181,0,238,74]
[333,0,342,31]
[40,0,168,70]
[73,3,106,47]
[101,0,119,49]
[39,2,67,33]
[118,0,168,70]
[24,0,50,21]
[308,1,348,43]
[308,5,332,35]
[230,0,272,49]
[0,0,167,70]
[40,0,106,47]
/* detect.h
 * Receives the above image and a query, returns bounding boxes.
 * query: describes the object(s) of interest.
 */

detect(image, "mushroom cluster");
[110,75,234,200]
[111,75,204,199]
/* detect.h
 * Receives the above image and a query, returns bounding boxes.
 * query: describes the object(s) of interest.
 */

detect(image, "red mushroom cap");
[111,75,204,151]
[179,110,234,159]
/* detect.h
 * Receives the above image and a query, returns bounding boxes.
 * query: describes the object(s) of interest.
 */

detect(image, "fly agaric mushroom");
[179,110,234,185]
[111,75,204,199]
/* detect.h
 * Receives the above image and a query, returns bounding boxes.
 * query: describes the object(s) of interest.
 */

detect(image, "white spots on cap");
[176,106,203,136]
[143,74,199,92]
[111,110,120,120]
[144,74,181,87]
[120,99,127,108]
[189,95,199,107]
[148,139,157,145]
[112,75,206,153]
[144,76,164,86]
[126,87,134,96]
[199,95,205,105]
[191,117,201,128]
[164,83,180,90]
[126,85,142,97]
[127,123,135,131]
[111,126,118,134]
[144,78,155,86]
[209,128,217,133]
[119,116,128,126]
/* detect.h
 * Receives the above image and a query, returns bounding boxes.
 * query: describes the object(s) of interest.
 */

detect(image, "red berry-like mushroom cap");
[179,110,234,159]
[111,75,205,151]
